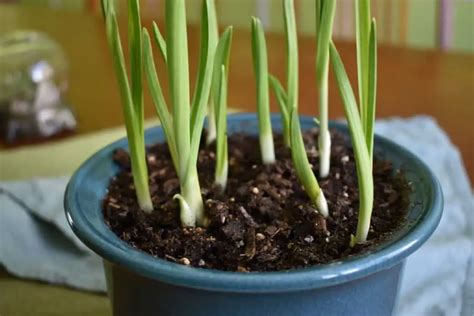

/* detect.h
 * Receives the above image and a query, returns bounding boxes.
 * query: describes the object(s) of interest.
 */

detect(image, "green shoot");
[144,0,217,227]
[366,19,378,162]
[290,109,328,218]
[209,24,232,147]
[315,0,336,178]
[329,18,377,245]
[128,0,143,137]
[101,0,152,212]
[215,65,229,190]
[269,0,298,147]
[283,0,298,113]
[143,29,178,170]
[251,17,275,164]
[167,0,191,181]
[356,0,371,136]
[268,74,290,145]
[213,28,233,190]
[205,0,219,145]
[152,21,167,63]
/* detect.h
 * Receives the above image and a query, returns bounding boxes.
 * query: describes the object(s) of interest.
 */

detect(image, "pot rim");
[64,113,443,293]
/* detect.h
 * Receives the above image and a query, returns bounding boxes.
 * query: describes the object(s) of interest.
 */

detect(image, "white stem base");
[355,217,370,243]
[140,198,154,214]
[215,161,228,192]
[260,133,275,164]
[178,168,206,227]
[318,129,331,178]
[316,191,329,218]
[174,194,195,227]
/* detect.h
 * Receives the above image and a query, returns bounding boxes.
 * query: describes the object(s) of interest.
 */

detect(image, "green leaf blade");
[210,27,233,123]
[289,109,328,217]
[143,28,179,171]
[330,42,373,243]
[215,65,229,189]
[366,19,377,161]
[251,17,275,164]
[152,21,167,63]
[268,74,290,146]
[128,0,144,136]
[102,3,152,212]
[356,0,371,131]
[315,0,336,85]
[283,0,298,111]
[187,2,222,174]
[166,0,191,179]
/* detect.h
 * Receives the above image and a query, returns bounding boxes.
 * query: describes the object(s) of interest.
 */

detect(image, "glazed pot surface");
[65,114,443,316]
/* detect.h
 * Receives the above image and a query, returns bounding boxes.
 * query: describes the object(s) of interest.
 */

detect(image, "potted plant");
[65,0,443,315]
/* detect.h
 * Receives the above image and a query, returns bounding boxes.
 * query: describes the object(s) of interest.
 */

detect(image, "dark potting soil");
[103,129,410,272]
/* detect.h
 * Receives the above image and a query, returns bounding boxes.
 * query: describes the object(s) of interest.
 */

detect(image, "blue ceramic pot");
[65,114,443,316]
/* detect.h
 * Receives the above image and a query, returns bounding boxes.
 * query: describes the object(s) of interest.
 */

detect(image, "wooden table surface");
[2,5,473,180]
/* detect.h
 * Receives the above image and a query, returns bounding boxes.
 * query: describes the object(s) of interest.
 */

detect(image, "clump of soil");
[103,129,409,271]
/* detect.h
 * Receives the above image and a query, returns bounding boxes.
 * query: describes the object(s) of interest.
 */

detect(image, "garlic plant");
[330,0,377,245]
[315,0,336,178]
[143,0,216,226]
[101,0,153,212]
[290,110,329,218]
[269,0,329,217]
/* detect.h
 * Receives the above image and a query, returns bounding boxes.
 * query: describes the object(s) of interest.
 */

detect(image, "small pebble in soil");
[179,257,191,265]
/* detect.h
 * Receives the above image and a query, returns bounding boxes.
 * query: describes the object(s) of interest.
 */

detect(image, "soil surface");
[103,129,409,271]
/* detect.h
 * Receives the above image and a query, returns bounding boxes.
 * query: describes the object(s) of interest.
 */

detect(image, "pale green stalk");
[181,0,217,226]
[143,0,216,226]
[101,0,152,212]
[290,109,328,217]
[325,0,377,245]
[215,65,229,189]
[366,19,377,162]
[206,0,219,145]
[143,29,178,171]
[315,0,336,178]
[209,25,232,146]
[268,74,290,146]
[167,0,190,181]
[330,39,376,245]
[212,28,233,190]
[251,17,275,164]
[356,0,371,132]
[283,0,298,114]
[165,0,200,226]
[166,0,214,226]
[268,0,298,147]
[128,0,143,137]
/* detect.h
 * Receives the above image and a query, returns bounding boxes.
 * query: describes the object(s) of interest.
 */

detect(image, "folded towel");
[0,116,472,315]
